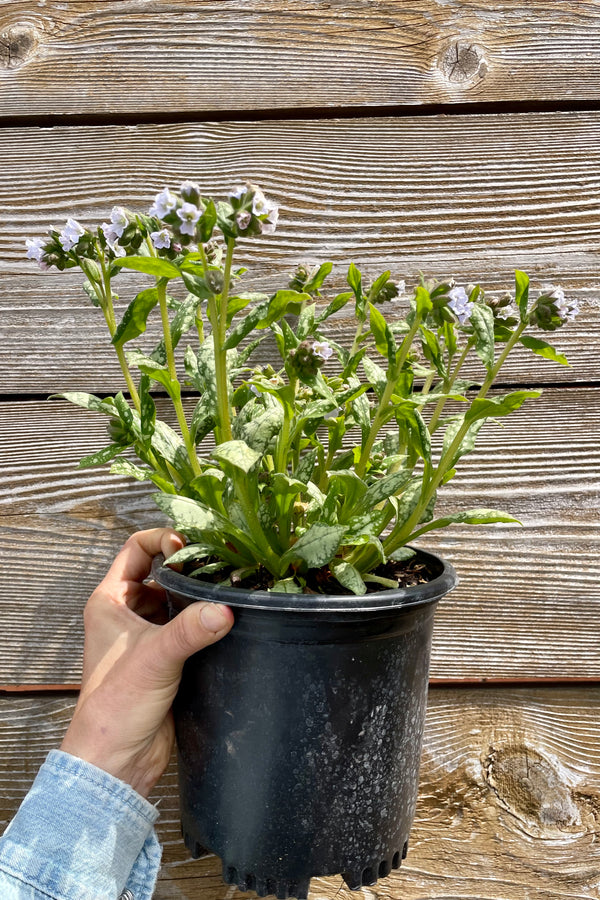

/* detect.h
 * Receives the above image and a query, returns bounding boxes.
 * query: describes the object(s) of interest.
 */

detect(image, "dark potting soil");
[174,555,435,595]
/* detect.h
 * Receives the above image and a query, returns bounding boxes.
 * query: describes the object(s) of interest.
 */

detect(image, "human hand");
[60,528,234,798]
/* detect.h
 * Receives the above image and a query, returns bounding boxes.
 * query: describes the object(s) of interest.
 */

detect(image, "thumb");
[152,601,234,682]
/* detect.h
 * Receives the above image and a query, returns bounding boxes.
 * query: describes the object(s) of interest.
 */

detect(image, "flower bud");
[372,281,400,304]
[180,181,201,204]
[288,340,325,379]
[107,416,129,444]
[205,269,225,295]
[289,265,309,291]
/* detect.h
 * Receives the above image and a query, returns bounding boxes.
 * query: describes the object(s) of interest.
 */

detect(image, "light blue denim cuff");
[0,749,162,900]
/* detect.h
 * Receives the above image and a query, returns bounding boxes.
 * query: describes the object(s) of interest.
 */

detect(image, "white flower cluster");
[542,284,580,323]
[228,184,279,235]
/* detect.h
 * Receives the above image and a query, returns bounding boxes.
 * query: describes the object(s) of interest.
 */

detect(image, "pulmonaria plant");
[26,184,580,594]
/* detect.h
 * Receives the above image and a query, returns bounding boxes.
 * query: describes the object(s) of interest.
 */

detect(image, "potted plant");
[26,183,579,899]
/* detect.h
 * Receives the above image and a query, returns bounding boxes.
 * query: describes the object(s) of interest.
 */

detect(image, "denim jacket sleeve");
[0,749,162,900]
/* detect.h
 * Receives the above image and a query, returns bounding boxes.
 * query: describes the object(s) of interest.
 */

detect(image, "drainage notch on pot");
[153,548,457,899]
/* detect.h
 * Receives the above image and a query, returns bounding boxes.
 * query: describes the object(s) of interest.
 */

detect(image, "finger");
[100,528,185,600]
[148,601,234,682]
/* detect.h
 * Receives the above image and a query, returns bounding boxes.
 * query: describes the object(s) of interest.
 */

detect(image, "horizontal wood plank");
[2,2,600,118]
[2,115,600,392]
[3,688,600,898]
[1,388,598,684]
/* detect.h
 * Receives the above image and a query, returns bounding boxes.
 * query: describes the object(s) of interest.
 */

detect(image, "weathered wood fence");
[1,2,600,897]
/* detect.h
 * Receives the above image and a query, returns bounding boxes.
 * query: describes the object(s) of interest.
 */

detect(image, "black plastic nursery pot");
[153,549,457,900]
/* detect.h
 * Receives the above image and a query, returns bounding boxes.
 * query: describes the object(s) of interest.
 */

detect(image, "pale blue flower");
[106,237,126,258]
[101,221,121,245]
[177,202,201,236]
[25,237,45,264]
[149,187,177,219]
[151,229,171,250]
[229,185,247,200]
[544,284,580,322]
[324,406,342,420]
[312,340,334,360]
[109,206,128,238]
[59,217,85,251]
[447,286,474,325]
[261,203,279,235]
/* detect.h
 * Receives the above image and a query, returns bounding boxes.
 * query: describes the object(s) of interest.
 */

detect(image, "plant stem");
[156,279,202,477]
[428,337,474,434]
[383,319,528,555]
[235,476,281,574]
[355,313,422,479]
[211,238,235,443]
[96,252,141,413]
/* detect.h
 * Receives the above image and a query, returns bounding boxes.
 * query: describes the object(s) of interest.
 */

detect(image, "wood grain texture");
[1,388,598,684]
[2,1,600,117]
[2,115,600,392]
[3,688,600,898]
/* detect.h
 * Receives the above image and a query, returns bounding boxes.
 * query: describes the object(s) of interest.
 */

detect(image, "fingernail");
[200,603,231,632]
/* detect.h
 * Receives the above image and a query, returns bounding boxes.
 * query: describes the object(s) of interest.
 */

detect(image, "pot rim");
[152,546,457,613]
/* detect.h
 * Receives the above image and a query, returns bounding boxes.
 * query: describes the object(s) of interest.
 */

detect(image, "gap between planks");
[4,677,600,694]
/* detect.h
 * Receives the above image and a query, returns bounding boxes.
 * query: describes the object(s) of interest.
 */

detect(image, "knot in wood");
[439,40,487,85]
[0,24,40,69]
[485,745,580,832]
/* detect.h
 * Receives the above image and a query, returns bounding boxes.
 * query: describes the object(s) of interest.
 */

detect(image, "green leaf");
[470,303,495,370]
[420,326,444,376]
[359,470,412,512]
[126,350,181,402]
[139,374,156,446]
[271,473,308,495]
[347,263,366,319]
[388,546,416,563]
[240,405,284,454]
[181,270,213,300]
[280,524,345,570]
[362,355,387,398]
[164,543,211,566]
[296,303,316,340]
[269,578,304,594]
[111,288,159,347]
[519,335,570,366]
[304,262,333,295]
[316,291,353,324]
[154,493,219,533]
[211,440,261,475]
[515,270,530,323]
[415,285,433,317]
[258,291,311,328]
[465,390,541,424]
[226,295,252,325]
[171,294,201,347]
[52,392,116,415]
[441,417,486,469]
[294,448,318,484]
[113,256,181,279]
[330,559,366,595]
[223,300,270,350]
[410,508,521,540]
[395,406,431,462]
[198,199,217,243]
[368,270,391,303]
[369,303,396,365]
[78,443,126,468]
[110,457,175,493]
